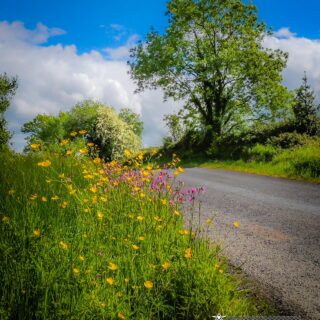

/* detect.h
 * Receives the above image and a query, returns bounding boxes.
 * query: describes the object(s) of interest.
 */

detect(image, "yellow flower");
[2,216,10,224]
[154,216,162,222]
[118,312,125,319]
[233,221,240,228]
[178,166,184,173]
[79,148,88,155]
[41,196,47,202]
[138,236,145,241]
[66,150,73,155]
[106,277,114,285]
[30,194,38,200]
[161,199,167,205]
[136,215,144,221]
[124,278,129,284]
[60,201,68,209]
[78,255,85,262]
[93,157,101,164]
[144,280,153,289]
[79,130,87,135]
[132,245,139,251]
[97,211,104,220]
[90,186,97,193]
[214,263,220,269]
[51,195,59,201]
[60,139,69,145]
[59,173,65,179]
[124,149,131,157]
[8,190,15,196]
[174,210,180,216]
[174,170,179,176]
[92,196,97,204]
[46,179,52,184]
[37,160,51,167]
[139,192,145,198]
[219,269,224,274]
[70,131,77,137]
[185,248,192,259]
[108,262,118,271]
[30,143,41,149]
[73,267,80,274]
[59,241,68,250]
[87,142,95,147]
[206,218,212,225]
[33,228,41,237]
[162,261,170,270]
[179,229,190,235]
[100,196,107,202]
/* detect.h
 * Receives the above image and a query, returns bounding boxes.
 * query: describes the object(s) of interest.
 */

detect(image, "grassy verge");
[0,150,272,319]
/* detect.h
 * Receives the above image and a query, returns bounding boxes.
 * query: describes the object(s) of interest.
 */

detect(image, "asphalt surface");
[180,168,320,320]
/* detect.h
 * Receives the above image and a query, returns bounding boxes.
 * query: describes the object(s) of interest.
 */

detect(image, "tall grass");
[0,149,268,319]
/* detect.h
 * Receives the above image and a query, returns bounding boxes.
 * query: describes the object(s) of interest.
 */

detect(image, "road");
[180,168,320,320]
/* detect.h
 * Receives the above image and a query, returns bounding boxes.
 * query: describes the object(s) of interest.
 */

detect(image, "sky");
[0,0,319,151]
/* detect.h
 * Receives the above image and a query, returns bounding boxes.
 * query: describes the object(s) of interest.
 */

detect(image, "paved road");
[180,168,320,320]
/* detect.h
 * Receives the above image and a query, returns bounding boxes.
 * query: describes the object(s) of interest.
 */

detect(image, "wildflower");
[174,170,180,176]
[93,157,101,164]
[106,277,114,285]
[60,201,68,209]
[136,215,144,221]
[178,166,184,173]
[154,216,162,222]
[144,280,153,289]
[59,241,68,250]
[37,160,51,167]
[78,255,85,262]
[90,186,97,193]
[185,248,192,259]
[233,221,240,228]
[79,130,87,135]
[60,139,69,146]
[108,262,118,271]
[59,173,65,179]
[174,210,180,216]
[132,245,139,251]
[73,267,80,274]
[179,229,190,235]
[138,236,145,241]
[219,269,224,274]
[30,143,41,149]
[33,228,41,237]
[79,148,88,155]
[87,142,95,147]
[92,196,97,204]
[124,149,131,158]
[46,179,52,184]
[100,196,107,202]
[206,218,212,225]
[214,263,220,269]
[138,153,143,161]
[162,261,170,270]
[118,312,126,319]
[30,194,38,200]
[161,199,167,205]
[66,150,73,155]
[124,278,129,284]
[97,211,104,220]
[41,196,47,202]
[139,192,145,198]
[70,131,77,137]
[2,216,10,223]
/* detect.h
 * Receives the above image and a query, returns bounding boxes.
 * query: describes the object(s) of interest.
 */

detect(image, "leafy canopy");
[129,0,292,143]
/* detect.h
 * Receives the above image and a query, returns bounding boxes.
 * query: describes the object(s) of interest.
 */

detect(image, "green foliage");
[163,113,185,145]
[267,132,309,149]
[246,144,278,162]
[0,73,17,147]
[96,106,141,160]
[130,0,292,143]
[293,73,319,135]
[119,108,144,138]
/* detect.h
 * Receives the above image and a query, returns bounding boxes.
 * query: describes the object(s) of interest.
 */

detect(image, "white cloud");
[0,21,178,151]
[273,27,296,39]
[1,22,319,151]
[104,34,139,60]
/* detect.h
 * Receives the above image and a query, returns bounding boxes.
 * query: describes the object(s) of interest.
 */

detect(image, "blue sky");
[0,1,319,150]
[1,0,319,52]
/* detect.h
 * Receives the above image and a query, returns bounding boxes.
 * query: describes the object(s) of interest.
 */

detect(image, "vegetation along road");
[181,168,320,320]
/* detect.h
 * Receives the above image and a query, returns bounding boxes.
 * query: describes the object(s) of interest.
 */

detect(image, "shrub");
[267,132,308,149]
[246,144,278,162]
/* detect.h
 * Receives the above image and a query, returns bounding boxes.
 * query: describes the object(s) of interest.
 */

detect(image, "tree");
[129,0,292,146]
[293,73,319,135]
[0,73,17,147]
[163,113,185,143]
[118,108,144,138]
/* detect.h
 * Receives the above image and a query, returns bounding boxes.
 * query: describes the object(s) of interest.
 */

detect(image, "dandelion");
[136,215,144,221]
[51,195,60,201]
[66,150,73,155]
[37,160,51,167]
[30,194,38,200]
[206,218,212,225]
[33,228,41,237]
[30,143,41,149]
[124,149,131,158]
[90,186,97,193]
[178,166,184,173]
[97,211,104,220]
[138,236,145,241]
[106,277,114,285]
[59,241,68,250]
[60,139,69,145]
[118,312,126,320]
[124,278,129,284]
[2,216,10,223]
[78,255,85,262]
[87,142,95,147]
[144,280,153,289]
[59,173,65,179]
[100,196,107,202]
[219,269,224,274]
[93,157,101,164]
[214,263,220,269]
[70,131,77,137]
[79,130,87,135]
[139,192,145,198]
[41,196,47,202]
[233,221,240,228]
[174,210,180,216]
[185,248,192,259]
[60,201,68,209]
[108,262,118,271]
[132,245,139,251]
[162,261,170,270]
[161,199,167,205]
[179,229,190,235]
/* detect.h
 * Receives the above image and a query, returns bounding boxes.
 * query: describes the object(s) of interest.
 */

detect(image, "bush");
[246,144,278,162]
[267,132,308,149]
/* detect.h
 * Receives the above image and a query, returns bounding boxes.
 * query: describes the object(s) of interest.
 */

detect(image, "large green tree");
[129,0,292,145]
[0,73,17,147]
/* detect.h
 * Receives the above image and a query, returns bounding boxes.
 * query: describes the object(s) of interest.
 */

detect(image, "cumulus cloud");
[0,21,179,151]
[273,27,296,39]
[0,22,319,151]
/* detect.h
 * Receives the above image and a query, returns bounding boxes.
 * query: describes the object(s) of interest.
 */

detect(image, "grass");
[0,148,272,319]
[178,144,320,184]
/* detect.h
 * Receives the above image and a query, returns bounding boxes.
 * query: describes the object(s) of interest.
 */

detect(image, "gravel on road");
[180,168,320,320]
